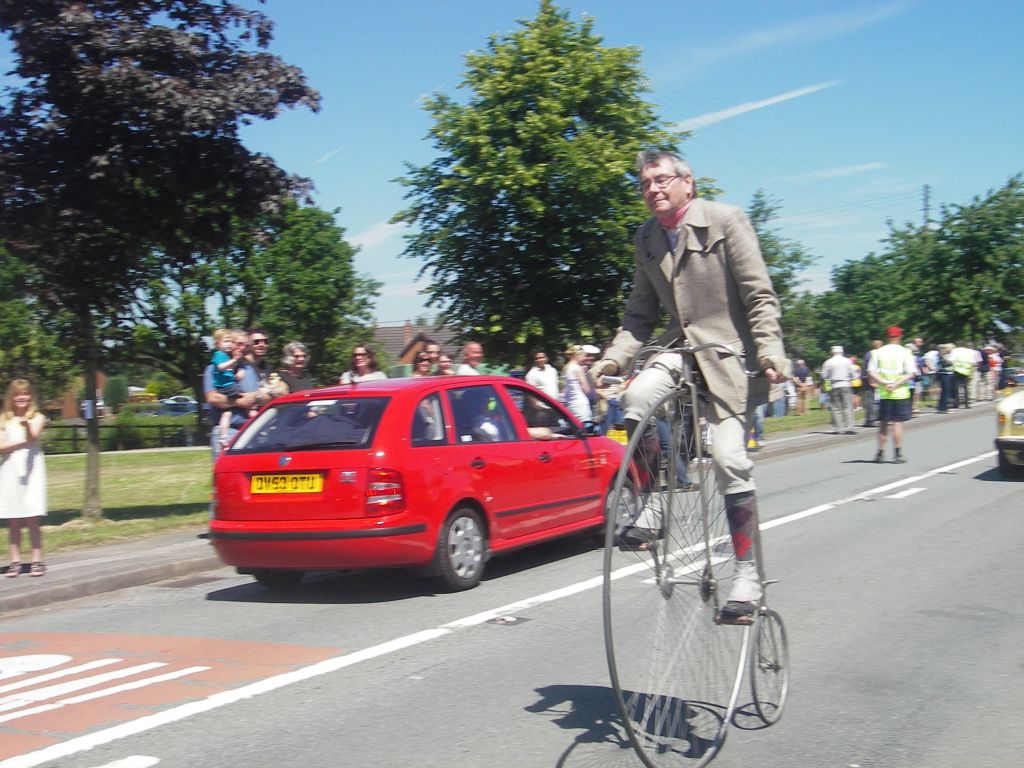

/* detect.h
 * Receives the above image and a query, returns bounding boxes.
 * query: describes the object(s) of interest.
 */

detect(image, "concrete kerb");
[0,526,222,615]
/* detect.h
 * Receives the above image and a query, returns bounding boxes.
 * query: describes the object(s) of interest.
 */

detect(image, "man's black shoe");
[717,600,756,625]
[893,455,907,464]
[874,451,885,463]
[617,527,661,552]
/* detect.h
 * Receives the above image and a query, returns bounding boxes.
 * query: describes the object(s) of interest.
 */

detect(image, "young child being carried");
[210,328,247,450]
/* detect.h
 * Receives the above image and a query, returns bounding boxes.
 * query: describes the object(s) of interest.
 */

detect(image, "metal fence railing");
[43,423,207,455]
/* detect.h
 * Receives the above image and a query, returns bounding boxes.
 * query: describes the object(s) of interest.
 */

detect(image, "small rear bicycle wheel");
[748,608,789,725]
[603,388,747,768]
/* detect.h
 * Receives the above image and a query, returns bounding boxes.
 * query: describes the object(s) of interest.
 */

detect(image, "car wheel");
[433,507,486,591]
[998,451,1024,478]
[253,569,305,590]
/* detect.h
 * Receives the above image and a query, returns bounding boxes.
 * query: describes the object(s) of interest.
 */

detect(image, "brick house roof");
[374,321,461,365]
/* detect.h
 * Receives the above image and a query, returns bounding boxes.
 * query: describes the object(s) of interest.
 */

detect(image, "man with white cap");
[820,344,856,434]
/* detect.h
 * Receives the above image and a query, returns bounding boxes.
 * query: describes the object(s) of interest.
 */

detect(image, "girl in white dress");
[562,345,593,423]
[1,379,48,577]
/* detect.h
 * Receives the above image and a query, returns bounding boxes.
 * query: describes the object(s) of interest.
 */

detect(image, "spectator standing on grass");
[862,339,883,426]
[525,350,560,399]
[456,341,485,375]
[209,328,248,448]
[409,351,433,377]
[949,341,974,408]
[245,327,272,389]
[562,345,593,423]
[339,345,387,384]
[869,326,917,464]
[274,341,316,394]
[1,379,48,578]
[434,353,457,376]
[791,359,814,415]
[935,343,954,413]
[821,345,856,434]
[424,342,442,372]
[204,329,267,457]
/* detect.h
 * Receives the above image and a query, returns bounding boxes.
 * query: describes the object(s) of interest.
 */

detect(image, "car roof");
[269,375,534,405]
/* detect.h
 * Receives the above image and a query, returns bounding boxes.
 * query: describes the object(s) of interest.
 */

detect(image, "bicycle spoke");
[604,390,746,768]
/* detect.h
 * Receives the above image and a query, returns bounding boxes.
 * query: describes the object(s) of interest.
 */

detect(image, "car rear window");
[228,397,389,453]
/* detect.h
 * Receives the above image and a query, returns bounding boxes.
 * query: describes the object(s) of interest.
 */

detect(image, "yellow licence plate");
[251,473,323,495]
[606,429,628,445]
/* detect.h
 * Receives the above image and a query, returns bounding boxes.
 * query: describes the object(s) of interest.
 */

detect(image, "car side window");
[507,385,575,437]
[449,385,514,443]
[411,393,447,447]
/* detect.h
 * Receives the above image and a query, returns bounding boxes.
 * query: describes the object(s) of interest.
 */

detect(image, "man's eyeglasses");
[353,352,368,357]
[251,338,268,345]
[638,175,680,194]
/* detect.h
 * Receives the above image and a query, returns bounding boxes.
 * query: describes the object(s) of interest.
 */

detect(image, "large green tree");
[393,0,679,362]
[0,248,77,402]
[113,203,380,413]
[813,174,1023,355]
[0,0,319,517]
[746,190,819,356]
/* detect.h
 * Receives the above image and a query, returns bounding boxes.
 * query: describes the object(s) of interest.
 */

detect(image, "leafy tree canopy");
[0,0,319,516]
[109,203,380,407]
[0,0,320,318]
[393,0,680,362]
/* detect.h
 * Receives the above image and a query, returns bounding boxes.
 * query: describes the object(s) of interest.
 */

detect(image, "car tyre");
[998,451,1024,479]
[433,507,486,591]
[253,569,305,590]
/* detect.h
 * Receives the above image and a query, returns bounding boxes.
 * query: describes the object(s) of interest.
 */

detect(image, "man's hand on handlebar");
[589,358,618,384]
[763,367,786,384]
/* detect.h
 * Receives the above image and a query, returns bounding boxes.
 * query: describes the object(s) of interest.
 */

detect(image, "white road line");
[0,659,123,694]
[0,656,73,682]
[0,663,166,713]
[86,757,159,768]
[0,668,210,726]
[0,449,998,768]
[886,487,926,499]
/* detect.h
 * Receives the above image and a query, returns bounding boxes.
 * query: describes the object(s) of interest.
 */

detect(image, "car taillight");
[365,468,405,513]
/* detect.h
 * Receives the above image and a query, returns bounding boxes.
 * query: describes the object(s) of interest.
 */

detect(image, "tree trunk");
[81,309,103,519]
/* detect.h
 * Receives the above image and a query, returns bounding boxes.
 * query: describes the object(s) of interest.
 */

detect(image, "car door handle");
[470,458,485,469]
[538,452,552,463]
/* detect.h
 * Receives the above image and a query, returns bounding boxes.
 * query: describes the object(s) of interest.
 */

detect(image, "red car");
[209,376,627,590]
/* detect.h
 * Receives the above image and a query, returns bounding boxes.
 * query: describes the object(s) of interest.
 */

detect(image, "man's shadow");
[526,684,730,767]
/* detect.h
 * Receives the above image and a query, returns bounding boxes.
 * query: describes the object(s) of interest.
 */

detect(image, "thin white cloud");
[672,81,839,131]
[312,146,345,166]
[674,2,910,78]
[792,162,887,181]
[349,220,406,249]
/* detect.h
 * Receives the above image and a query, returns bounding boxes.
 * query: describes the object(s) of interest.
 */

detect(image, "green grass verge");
[41,449,212,553]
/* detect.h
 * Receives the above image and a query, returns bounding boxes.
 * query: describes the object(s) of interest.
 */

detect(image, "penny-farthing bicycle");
[602,342,789,768]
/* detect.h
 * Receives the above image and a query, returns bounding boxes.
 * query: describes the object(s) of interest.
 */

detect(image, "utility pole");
[922,184,930,228]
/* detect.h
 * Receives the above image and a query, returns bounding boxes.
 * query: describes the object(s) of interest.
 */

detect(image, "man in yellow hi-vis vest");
[868,326,918,463]
[949,341,975,408]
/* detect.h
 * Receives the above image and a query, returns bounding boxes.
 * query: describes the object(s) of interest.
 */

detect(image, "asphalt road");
[2,407,1021,768]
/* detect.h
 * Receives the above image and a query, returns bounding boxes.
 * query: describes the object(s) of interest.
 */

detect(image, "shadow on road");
[204,532,602,605]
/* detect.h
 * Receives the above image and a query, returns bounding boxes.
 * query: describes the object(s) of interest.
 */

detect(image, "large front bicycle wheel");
[748,609,789,725]
[603,389,747,768]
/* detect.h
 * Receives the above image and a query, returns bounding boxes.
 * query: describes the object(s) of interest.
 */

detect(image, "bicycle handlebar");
[633,342,764,379]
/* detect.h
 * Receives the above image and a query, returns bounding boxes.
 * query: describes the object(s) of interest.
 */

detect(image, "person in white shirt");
[525,350,560,399]
[820,345,856,434]
[456,341,484,375]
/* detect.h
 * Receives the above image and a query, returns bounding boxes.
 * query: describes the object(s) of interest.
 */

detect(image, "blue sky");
[13,1,1024,326]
